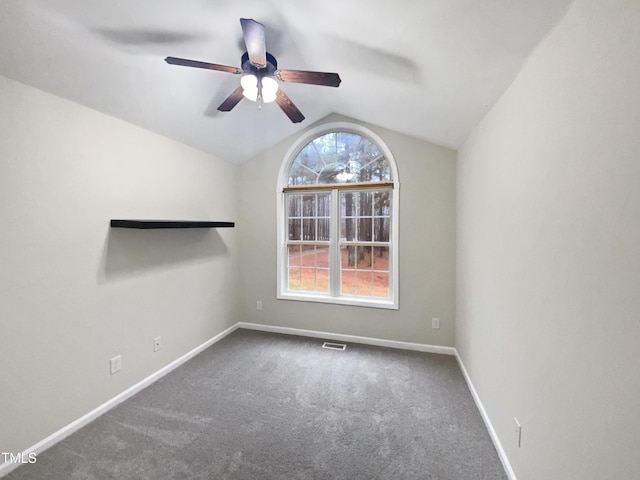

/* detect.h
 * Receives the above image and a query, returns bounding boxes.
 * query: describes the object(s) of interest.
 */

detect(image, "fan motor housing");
[241,51,278,75]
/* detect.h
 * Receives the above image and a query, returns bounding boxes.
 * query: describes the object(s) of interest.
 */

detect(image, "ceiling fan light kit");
[239,51,279,104]
[165,18,341,123]
[241,74,276,103]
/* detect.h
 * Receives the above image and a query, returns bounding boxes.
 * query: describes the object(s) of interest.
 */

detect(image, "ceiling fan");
[165,18,341,123]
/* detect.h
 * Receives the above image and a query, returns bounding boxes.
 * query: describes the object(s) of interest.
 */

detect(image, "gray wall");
[456,0,640,478]
[0,75,238,455]
[236,114,457,346]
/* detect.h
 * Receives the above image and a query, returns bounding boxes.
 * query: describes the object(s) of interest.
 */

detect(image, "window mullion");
[329,189,340,296]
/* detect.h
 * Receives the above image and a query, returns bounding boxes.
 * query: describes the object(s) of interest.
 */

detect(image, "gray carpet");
[5,329,507,479]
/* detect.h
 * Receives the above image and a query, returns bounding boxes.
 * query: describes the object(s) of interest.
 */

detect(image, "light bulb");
[262,76,279,103]
[241,74,258,101]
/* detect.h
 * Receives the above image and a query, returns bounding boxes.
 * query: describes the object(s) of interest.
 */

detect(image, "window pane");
[316,245,329,268]
[356,270,373,296]
[337,132,361,153]
[288,131,392,187]
[286,245,331,294]
[341,192,358,242]
[302,195,315,217]
[317,218,330,241]
[359,191,373,216]
[341,191,387,242]
[317,193,331,216]
[340,218,353,242]
[313,132,336,155]
[312,253,328,292]
[288,245,301,267]
[288,219,301,241]
[300,269,317,291]
[373,246,389,271]
[361,156,391,183]
[316,269,330,293]
[373,272,389,298]
[341,268,356,295]
[372,248,389,299]
[373,190,391,217]
[341,245,356,269]
[373,218,389,242]
[357,218,373,242]
[300,245,316,266]
[342,192,358,217]
[288,267,301,291]
[302,218,316,241]
[373,191,390,216]
[354,246,371,270]
[288,195,302,217]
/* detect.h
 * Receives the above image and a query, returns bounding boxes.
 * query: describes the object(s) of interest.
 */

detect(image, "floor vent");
[322,342,347,351]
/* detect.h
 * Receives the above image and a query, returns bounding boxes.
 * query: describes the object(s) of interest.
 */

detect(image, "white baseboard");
[0,323,239,478]
[455,353,517,480]
[236,322,457,356]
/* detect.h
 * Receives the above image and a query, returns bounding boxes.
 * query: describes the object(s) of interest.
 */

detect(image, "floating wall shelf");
[110,220,235,229]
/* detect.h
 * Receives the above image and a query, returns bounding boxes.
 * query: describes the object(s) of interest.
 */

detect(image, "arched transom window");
[288,132,392,186]
[277,124,399,309]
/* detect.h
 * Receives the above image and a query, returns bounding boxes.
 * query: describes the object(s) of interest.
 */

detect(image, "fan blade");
[275,90,305,123]
[240,18,267,68]
[275,69,341,87]
[217,86,245,112]
[165,57,242,74]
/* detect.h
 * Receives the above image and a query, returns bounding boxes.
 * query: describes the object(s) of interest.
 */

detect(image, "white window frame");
[276,122,400,310]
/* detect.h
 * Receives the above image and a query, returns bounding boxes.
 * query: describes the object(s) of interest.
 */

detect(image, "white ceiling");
[0,0,574,163]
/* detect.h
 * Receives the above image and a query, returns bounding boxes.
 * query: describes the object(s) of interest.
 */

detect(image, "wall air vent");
[322,342,346,351]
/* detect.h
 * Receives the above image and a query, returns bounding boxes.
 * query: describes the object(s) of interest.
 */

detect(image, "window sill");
[277,291,399,310]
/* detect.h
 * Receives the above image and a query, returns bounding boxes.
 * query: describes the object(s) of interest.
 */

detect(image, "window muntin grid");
[339,190,391,298]
[280,126,398,309]
[286,192,331,294]
[285,187,392,300]
[288,132,391,186]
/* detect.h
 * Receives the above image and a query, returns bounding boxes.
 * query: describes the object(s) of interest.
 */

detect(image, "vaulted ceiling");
[0,0,574,163]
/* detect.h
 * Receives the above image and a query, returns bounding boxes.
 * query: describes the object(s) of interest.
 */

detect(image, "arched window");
[277,123,399,309]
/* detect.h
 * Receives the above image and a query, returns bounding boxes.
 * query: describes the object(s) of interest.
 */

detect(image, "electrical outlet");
[257,301,263,311]
[110,355,122,375]
[431,317,440,329]
[514,418,522,448]
[153,336,162,352]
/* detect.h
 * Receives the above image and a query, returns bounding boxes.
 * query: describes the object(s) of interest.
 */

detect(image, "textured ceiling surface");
[0,0,574,162]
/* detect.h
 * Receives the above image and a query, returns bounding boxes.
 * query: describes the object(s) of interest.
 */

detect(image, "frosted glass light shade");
[241,74,258,101]
[240,74,278,103]
[262,76,278,103]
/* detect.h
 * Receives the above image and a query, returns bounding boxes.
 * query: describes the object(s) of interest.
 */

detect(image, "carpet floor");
[5,329,507,479]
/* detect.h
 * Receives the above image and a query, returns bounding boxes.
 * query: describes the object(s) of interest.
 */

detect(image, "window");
[277,123,399,309]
